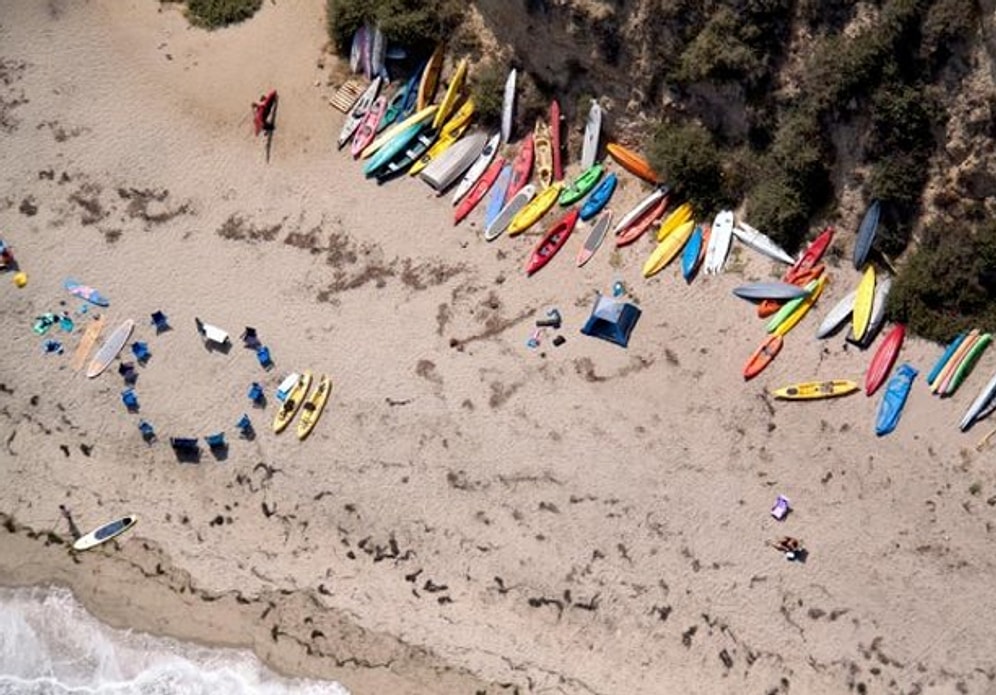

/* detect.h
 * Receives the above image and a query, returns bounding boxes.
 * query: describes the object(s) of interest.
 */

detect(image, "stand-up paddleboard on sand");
[86,319,134,378]
[73,515,138,551]
[65,278,110,306]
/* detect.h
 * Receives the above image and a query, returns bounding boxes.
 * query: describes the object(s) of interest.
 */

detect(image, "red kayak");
[505,133,534,204]
[865,324,905,395]
[615,196,668,247]
[743,334,783,380]
[786,226,834,283]
[253,90,277,136]
[525,208,580,275]
[454,156,506,225]
[550,99,564,182]
[350,95,388,159]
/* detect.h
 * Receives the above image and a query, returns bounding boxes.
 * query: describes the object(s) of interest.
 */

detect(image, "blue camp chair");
[247,382,265,406]
[256,345,273,370]
[131,341,151,363]
[150,311,170,333]
[241,327,260,349]
[170,437,199,452]
[206,431,227,452]
[236,414,254,438]
[121,388,139,411]
[118,361,137,384]
[138,420,156,442]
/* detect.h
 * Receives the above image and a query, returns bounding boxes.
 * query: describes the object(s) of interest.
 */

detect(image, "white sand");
[1,1,996,693]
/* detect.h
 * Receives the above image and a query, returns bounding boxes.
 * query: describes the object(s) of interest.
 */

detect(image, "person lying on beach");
[772,536,804,560]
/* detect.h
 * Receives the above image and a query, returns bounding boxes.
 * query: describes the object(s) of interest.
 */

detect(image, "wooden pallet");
[329,80,364,113]
[71,315,105,372]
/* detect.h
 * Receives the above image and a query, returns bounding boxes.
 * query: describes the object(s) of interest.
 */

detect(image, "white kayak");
[73,514,138,551]
[337,75,382,149]
[420,131,488,193]
[452,132,501,205]
[704,210,734,274]
[501,69,517,146]
[732,221,795,265]
[484,184,536,242]
[613,188,666,235]
[960,371,996,431]
[581,100,602,169]
[815,288,857,338]
[848,276,892,344]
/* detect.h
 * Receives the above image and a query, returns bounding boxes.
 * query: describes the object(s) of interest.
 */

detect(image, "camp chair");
[138,420,156,443]
[206,432,227,449]
[256,345,273,370]
[150,311,170,333]
[241,327,261,349]
[236,414,255,439]
[121,388,139,411]
[131,341,151,363]
[248,381,265,406]
[118,361,137,385]
[170,437,200,462]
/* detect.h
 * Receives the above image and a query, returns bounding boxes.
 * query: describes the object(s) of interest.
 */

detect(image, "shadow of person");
[59,504,81,540]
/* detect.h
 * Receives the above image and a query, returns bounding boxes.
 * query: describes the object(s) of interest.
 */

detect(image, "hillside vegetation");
[326,0,994,340]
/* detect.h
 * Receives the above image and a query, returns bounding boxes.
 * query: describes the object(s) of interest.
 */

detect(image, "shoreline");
[1,1,996,694]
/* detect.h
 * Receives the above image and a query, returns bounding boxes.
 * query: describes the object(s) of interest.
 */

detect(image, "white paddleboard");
[732,221,795,265]
[485,184,536,242]
[501,69,517,146]
[73,514,138,551]
[961,371,996,431]
[848,276,892,343]
[815,288,857,338]
[704,210,734,274]
[86,319,134,378]
[613,188,665,235]
[452,132,501,204]
[581,100,602,169]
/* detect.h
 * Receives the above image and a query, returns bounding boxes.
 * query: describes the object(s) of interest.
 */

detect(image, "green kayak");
[559,164,603,206]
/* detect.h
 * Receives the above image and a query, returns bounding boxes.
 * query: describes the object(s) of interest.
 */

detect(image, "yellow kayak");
[432,58,468,130]
[360,105,437,160]
[408,99,475,175]
[772,380,859,400]
[297,374,331,439]
[533,119,553,189]
[507,183,563,236]
[656,202,693,241]
[773,276,827,337]
[851,265,876,342]
[643,220,695,277]
[417,45,445,111]
[273,371,313,434]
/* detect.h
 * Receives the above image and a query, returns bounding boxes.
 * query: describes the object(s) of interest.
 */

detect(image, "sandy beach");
[2,1,996,693]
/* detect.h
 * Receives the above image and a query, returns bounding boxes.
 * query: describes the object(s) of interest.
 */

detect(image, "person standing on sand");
[59,504,81,540]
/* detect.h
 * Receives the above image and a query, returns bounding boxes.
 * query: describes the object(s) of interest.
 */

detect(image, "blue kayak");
[363,122,426,178]
[681,225,704,282]
[484,164,513,228]
[579,172,617,221]
[926,332,965,386]
[876,362,917,436]
[853,199,881,269]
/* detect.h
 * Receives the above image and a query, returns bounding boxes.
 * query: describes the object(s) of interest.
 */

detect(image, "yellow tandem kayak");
[274,371,313,434]
[772,380,859,400]
[297,373,331,439]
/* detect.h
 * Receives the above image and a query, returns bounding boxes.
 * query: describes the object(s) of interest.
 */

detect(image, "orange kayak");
[616,196,667,247]
[743,334,783,380]
[606,142,661,184]
[757,264,825,318]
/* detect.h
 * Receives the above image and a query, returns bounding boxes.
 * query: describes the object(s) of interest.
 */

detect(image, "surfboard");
[485,184,536,242]
[86,319,134,379]
[71,316,105,372]
[65,278,110,307]
[581,100,602,169]
[501,68,517,145]
[73,515,138,551]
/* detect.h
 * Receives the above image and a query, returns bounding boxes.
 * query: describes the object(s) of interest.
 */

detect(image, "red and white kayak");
[454,156,506,225]
[350,95,388,158]
[526,209,580,276]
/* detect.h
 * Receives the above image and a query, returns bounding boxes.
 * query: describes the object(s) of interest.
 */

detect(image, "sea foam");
[0,586,350,695]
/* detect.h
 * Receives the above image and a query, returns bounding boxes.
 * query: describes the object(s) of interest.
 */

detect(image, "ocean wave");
[0,586,350,695]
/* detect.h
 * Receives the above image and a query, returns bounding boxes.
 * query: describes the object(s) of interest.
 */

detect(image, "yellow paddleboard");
[656,202,693,241]
[361,105,437,160]
[851,265,876,341]
[274,371,313,434]
[417,45,445,111]
[643,220,695,277]
[931,329,980,394]
[297,374,331,439]
[774,276,827,337]
[408,99,475,175]
[432,58,468,130]
[507,183,562,236]
[772,380,859,400]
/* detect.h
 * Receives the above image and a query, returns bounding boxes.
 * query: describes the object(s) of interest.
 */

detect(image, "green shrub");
[185,0,262,28]
[325,0,465,55]
[744,174,810,250]
[467,62,506,128]
[647,121,729,215]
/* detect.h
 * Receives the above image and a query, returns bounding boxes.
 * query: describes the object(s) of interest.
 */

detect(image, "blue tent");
[580,294,641,348]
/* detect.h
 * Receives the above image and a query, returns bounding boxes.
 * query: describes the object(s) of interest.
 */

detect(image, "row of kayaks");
[333,46,995,434]
[273,371,332,439]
